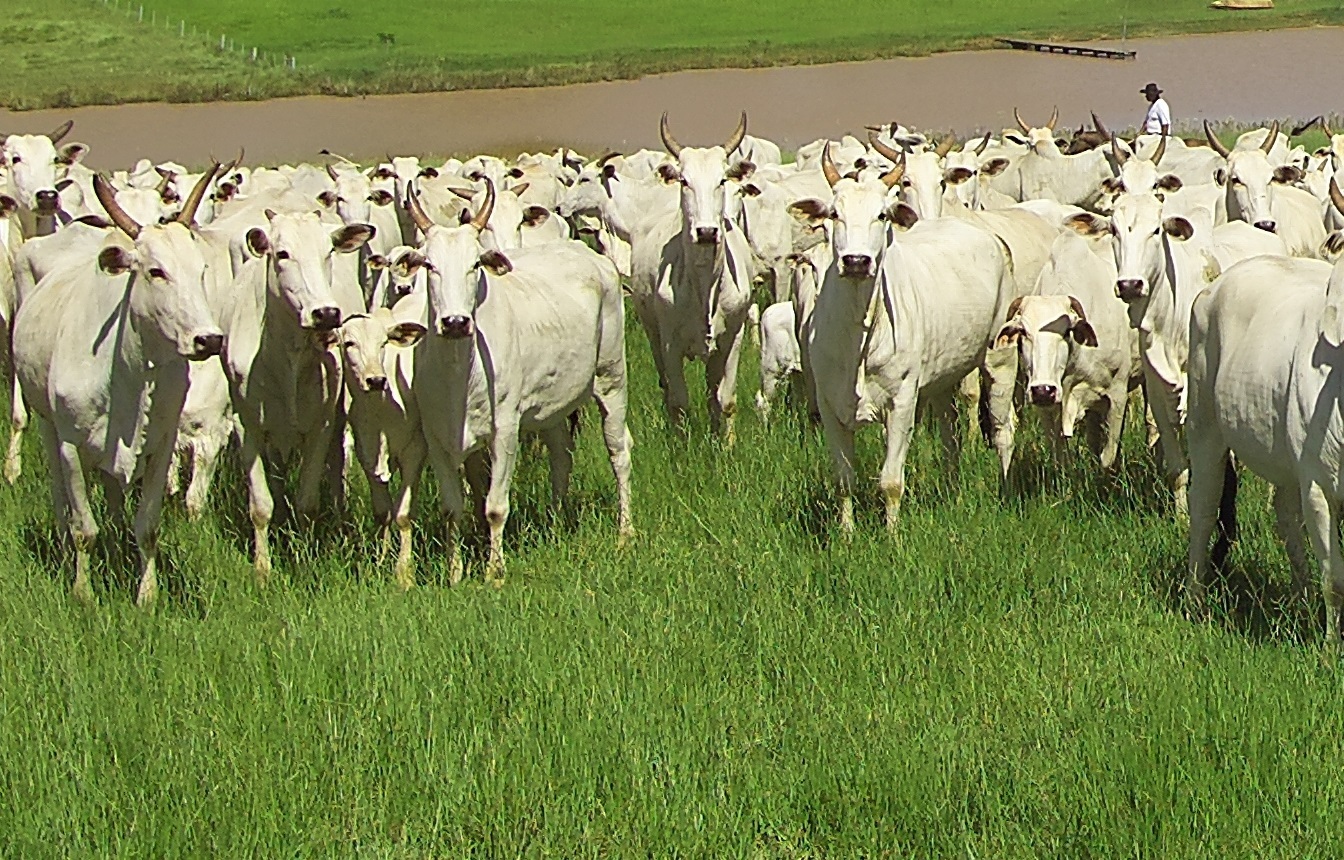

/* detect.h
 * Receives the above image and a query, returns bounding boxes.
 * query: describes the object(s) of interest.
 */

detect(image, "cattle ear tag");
[98,246,134,275]
[480,250,513,276]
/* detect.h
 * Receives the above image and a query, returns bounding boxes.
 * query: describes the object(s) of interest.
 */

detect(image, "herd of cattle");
[5,109,1344,643]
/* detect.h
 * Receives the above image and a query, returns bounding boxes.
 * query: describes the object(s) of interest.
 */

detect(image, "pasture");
[6,0,1344,108]
[2,311,1343,855]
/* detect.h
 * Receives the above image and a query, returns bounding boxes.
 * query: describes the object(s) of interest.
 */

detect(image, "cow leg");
[1300,482,1344,650]
[132,438,178,609]
[1271,483,1311,599]
[983,345,1020,479]
[1186,442,1231,616]
[707,323,746,445]
[541,422,576,515]
[932,393,962,488]
[1099,391,1127,472]
[880,380,921,532]
[660,344,690,433]
[240,438,274,586]
[184,432,225,521]
[38,420,70,535]
[464,451,490,532]
[819,409,858,536]
[483,424,521,587]
[367,474,395,565]
[1145,371,1188,521]
[593,371,634,544]
[427,448,465,586]
[632,296,668,392]
[391,444,425,591]
[58,442,97,605]
[5,372,26,485]
[296,427,335,523]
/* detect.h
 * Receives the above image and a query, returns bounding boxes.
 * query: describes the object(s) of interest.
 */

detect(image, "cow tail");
[1210,455,1239,572]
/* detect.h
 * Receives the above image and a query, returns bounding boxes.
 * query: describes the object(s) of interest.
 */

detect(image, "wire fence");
[94,0,301,71]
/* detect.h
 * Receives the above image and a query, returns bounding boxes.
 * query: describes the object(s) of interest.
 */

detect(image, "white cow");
[753,301,802,424]
[793,146,1016,532]
[408,182,632,584]
[1110,194,1287,515]
[11,170,223,605]
[1205,120,1325,258]
[995,223,1135,469]
[1000,108,1114,208]
[557,151,679,279]
[0,121,88,236]
[1186,245,1344,645]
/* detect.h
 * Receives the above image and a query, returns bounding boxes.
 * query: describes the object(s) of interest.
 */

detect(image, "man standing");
[1141,82,1170,135]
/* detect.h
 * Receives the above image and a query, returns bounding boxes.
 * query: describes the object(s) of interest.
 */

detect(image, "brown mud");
[1,27,1339,167]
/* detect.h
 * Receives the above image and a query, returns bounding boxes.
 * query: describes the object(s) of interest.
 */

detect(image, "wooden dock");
[996,38,1136,60]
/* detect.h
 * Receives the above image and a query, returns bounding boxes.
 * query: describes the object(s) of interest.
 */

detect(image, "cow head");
[1110,192,1191,303]
[412,178,510,340]
[447,181,531,251]
[788,143,908,281]
[243,210,374,331]
[872,132,953,220]
[1207,120,1282,232]
[0,121,86,214]
[93,167,225,362]
[366,245,430,308]
[320,162,378,227]
[337,308,425,394]
[995,295,1097,408]
[1005,107,1060,157]
[659,111,748,246]
[557,151,620,234]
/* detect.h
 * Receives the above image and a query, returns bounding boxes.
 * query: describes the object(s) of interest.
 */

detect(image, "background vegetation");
[2,305,1342,855]
[5,0,1344,108]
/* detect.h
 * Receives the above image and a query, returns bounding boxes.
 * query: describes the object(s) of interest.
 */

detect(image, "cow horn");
[881,151,906,188]
[1328,118,1337,137]
[154,170,175,196]
[1330,177,1344,216]
[1291,116,1324,137]
[1045,106,1058,131]
[1111,136,1128,166]
[176,161,222,227]
[406,190,434,233]
[1261,120,1280,154]
[596,151,620,167]
[1068,296,1088,322]
[1091,111,1110,140]
[821,143,842,188]
[1014,107,1031,134]
[222,148,244,177]
[327,163,340,182]
[659,112,683,159]
[93,173,141,240]
[1204,121,1232,159]
[867,131,904,167]
[974,132,992,156]
[1151,130,1168,168]
[470,177,495,232]
[723,111,748,154]
[934,135,956,158]
[47,120,74,145]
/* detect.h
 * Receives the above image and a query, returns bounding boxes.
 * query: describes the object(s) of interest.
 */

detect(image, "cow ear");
[522,206,550,227]
[507,167,525,179]
[1003,134,1028,147]
[1100,177,1122,194]
[1214,168,1227,187]
[656,164,681,185]
[98,246,135,275]
[1156,174,1183,192]
[0,195,16,218]
[886,202,919,231]
[317,190,339,208]
[365,254,389,271]
[479,249,513,276]
[55,178,75,192]
[726,160,756,181]
[1273,165,1304,185]
[995,321,1024,348]
[58,143,89,165]
[944,167,974,185]
[367,189,393,206]
[332,223,375,253]
[1064,213,1108,236]
[981,157,1010,177]
[741,183,762,197]
[1321,231,1344,260]
[387,321,427,347]
[1163,217,1194,241]
[458,208,473,226]
[418,166,440,179]
[788,198,832,225]
[601,163,618,181]
[1071,320,1099,347]
[246,228,270,257]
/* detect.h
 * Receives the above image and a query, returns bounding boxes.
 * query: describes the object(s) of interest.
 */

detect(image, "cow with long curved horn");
[1260,120,1280,154]
[1204,121,1232,159]
[659,112,682,159]
[93,173,142,239]
[822,142,842,188]
[176,162,222,227]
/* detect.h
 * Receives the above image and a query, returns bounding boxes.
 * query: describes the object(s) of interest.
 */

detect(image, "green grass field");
[6,0,1344,108]
[3,306,1344,855]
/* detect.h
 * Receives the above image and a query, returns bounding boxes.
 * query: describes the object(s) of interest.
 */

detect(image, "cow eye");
[9,156,19,164]
[275,250,290,261]
[148,267,167,279]
[343,340,356,349]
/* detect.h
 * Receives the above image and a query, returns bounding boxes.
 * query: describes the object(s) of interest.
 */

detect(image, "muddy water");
[1,26,1339,167]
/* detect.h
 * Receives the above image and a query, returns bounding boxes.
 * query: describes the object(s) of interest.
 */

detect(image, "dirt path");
[1,27,1337,167]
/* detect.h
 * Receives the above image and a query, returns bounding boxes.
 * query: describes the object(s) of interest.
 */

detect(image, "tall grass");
[7,0,1344,109]
[1,298,1342,854]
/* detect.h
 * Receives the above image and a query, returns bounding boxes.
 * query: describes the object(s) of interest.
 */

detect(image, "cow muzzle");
[1029,384,1060,407]
[438,315,474,339]
[34,189,59,213]
[1253,220,1277,233]
[1115,279,1147,301]
[190,332,225,360]
[841,254,874,279]
[365,375,387,392]
[311,306,341,331]
[694,226,720,245]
